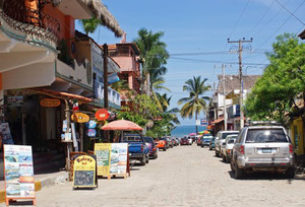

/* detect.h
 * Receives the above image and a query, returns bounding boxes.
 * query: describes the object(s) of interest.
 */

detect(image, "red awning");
[31,88,92,102]
[211,117,224,124]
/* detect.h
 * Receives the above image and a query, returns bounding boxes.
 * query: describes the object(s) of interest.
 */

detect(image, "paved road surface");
[4,145,305,207]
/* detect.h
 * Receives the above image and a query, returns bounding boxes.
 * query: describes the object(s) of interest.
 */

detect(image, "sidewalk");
[0,171,68,203]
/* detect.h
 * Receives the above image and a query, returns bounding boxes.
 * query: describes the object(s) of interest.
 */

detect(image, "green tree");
[178,76,211,133]
[81,18,101,35]
[134,29,169,95]
[245,33,305,126]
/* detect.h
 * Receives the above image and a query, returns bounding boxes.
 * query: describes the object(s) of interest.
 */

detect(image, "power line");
[274,0,305,26]
[169,57,267,66]
[228,0,250,38]
[257,0,305,49]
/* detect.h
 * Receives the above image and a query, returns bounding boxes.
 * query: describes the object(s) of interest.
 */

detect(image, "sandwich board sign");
[94,143,111,177]
[3,144,36,205]
[73,155,97,189]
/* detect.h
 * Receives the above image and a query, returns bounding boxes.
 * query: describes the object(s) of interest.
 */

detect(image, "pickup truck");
[121,134,150,165]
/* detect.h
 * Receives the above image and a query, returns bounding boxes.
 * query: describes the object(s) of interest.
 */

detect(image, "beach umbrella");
[189,133,196,136]
[199,130,210,134]
[101,119,143,131]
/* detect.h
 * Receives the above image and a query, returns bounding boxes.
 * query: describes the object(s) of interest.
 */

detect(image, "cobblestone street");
[5,145,305,207]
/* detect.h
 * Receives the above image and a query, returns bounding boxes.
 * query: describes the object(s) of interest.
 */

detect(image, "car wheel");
[222,155,226,162]
[146,155,149,164]
[164,148,167,151]
[226,156,230,163]
[215,151,219,157]
[234,163,244,179]
[209,147,212,151]
[230,160,235,172]
[141,155,146,166]
[285,167,295,179]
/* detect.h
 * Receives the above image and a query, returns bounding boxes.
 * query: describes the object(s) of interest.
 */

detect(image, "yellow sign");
[71,112,89,123]
[73,155,97,188]
[94,143,111,177]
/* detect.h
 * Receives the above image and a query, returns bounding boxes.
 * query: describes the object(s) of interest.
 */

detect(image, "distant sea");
[171,125,207,138]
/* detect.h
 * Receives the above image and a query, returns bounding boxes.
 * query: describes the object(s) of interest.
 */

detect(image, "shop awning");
[31,88,92,102]
[211,117,224,124]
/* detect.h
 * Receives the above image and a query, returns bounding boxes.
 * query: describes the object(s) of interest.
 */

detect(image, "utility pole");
[227,37,253,129]
[222,64,227,131]
[103,44,109,142]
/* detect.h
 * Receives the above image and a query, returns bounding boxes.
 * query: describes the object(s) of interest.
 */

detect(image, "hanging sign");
[73,155,97,189]
[86,120,97,129]
[4,145,36,204]
[71,112,90,123]
[40,98,60,108]
[87,129,97,137]
[95,109,109,121]
[94,143,111,177]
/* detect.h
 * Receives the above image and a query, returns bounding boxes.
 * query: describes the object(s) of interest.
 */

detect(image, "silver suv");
[231,123,295,179]
[215,131,239,157]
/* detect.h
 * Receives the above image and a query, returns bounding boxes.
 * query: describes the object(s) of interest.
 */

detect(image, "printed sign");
[86,120,97,129]
[87,129,97,137]
[110,143,128,175]
[95,109,109,121]
[94,143,111,177]
[73,155,97,189]
[4,145,35,198]
[0,123,14,144]
[40,98,60,107]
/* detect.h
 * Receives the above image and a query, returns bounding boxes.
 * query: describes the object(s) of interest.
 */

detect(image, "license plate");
[262,148,272,153]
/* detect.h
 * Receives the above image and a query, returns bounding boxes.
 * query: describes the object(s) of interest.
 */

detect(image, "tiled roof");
[217,75,261,94]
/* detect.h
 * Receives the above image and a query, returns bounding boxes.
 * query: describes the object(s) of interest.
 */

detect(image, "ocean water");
[171,125,207,138]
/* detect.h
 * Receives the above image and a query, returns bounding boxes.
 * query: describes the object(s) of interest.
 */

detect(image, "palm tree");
[81,18,101,35]
[134,29,169,95]
[178,76,211,134]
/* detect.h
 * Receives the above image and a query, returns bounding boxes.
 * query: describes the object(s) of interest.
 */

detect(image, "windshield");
[123,136,142,142]
[221,132,239,139]
[228,139,236,144]
[246,129,288,143]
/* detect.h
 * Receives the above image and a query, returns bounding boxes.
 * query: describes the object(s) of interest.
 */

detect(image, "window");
[245,128,288,143]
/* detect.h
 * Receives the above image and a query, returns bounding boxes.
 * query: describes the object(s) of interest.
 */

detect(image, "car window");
[221,132,239,139]
[245,128,288,143]
[124,136,142,142]
[237,129,245,143]
[228,139,236,144]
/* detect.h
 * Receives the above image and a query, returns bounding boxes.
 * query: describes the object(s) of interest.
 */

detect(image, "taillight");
[289,144,293,154]
[141,144,144,152]
[240,145,244,155]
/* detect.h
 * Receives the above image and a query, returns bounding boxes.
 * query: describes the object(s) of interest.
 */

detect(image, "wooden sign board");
[94,143,111,177]
[94,143,128,179]
[3,145,36,205]
[40,98,60,108]
[73,155,97,189]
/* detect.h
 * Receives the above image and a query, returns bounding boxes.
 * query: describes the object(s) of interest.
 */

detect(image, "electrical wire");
[228,0,250,38]
[274,0,305,26]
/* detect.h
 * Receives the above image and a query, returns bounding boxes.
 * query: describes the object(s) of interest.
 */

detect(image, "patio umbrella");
[199,130,210,134]
[101,119,143,131]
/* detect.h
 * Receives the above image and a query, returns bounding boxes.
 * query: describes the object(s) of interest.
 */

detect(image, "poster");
[73,155,97,188]
[4,145,35,198]
[94,143,111,177]
[110,143,128,175]
[0,123,14,144]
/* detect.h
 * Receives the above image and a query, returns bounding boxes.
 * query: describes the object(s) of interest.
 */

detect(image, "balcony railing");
[1,0,60,43]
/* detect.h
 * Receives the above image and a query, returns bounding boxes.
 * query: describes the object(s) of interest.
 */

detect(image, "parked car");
[215,131,239,157]
[180,138,189,145]
[197,137,203,146]
[209,137,216,150]
[221,134,238,163]
[188,137,193,145]
[231,122,295,179]
[160,137,170,149]
[155,139,167,151]
[144,137,158,159]
[122,134,150,165]
[201,135,214,147]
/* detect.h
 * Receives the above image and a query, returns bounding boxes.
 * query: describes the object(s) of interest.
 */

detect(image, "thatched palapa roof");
[52,0,124,37]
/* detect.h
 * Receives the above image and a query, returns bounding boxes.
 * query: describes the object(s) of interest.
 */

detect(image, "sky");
[76,0,305,125]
